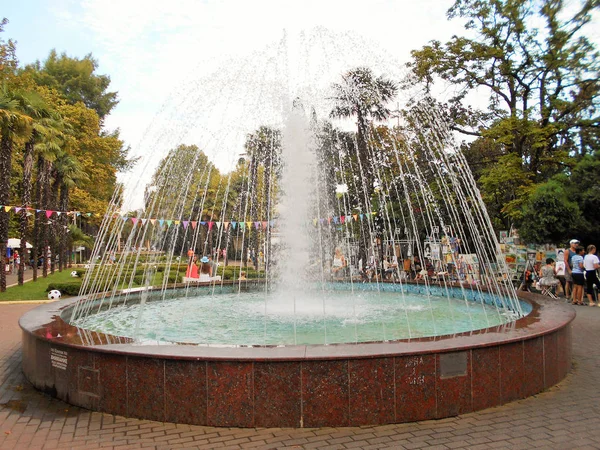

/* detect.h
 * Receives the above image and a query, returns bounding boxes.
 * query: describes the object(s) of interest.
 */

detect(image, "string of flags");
[0,205,99,218]
[0,204,381,229]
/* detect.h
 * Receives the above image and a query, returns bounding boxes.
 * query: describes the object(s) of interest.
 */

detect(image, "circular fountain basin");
[72,284,517,345]
[20,282,574,427]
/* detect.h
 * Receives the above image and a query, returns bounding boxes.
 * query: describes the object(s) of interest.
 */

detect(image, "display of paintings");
[505,254,517,264]
[499,231,508,243]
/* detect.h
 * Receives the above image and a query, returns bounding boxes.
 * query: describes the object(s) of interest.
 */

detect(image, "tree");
[408,0,600,239]
[330,67,397,264]
[23,50,118,120]
[0,85,34,291]
[0,18,17,80]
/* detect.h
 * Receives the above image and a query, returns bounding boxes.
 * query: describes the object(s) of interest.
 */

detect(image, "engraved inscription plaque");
[440,351,468,378]
[78,366,100,397]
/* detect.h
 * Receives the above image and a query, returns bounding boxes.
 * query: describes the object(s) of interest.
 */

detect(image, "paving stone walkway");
[0,302,599,449]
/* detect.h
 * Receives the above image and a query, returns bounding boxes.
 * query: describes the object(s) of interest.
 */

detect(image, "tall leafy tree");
[23,50,118,121]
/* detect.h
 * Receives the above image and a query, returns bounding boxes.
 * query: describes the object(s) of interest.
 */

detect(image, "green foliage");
[409,0,600,244]
[518,180,582,244]
[46,282,81,296]
[23,50,118,120]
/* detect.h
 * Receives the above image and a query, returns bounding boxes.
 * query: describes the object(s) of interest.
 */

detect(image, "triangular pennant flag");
[166,220,173,227]
[333,216,339,224]
[327,217,332,224]
[142,219,147,225]
[182,220,189,229]
[3,206,11,212]
[353,214,358,222]
[269,220,275,227]
[174,220,180,226]
[360,214,364,221]
[371,211,377,216]
[131,218,138,226]
[200,221,206,226]
[46,210,53,218]
[223,221,229,229]
[159,220,165,227]
[246,221,252,230]
[231,221,237,229]
[86,213,92,217]
[191,221,197,230]
[122,216,128,221]
[76,212,81,216]
[320,218,325,225]
[216,221,222,229]
[150,219,156,226]
[208,221,214,230]
[340,216,346,224]
[15,207,22,213]
[254,221,260,229]
[36,209,42,213]
[346,215,351,223]
[313,219,318,226]
[239,222,245,230]
[56,211,62,216]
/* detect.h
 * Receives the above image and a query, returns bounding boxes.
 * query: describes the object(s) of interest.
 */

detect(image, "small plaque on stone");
[440,351,467,378]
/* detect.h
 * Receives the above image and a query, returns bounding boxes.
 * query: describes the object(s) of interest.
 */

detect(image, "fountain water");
[20,29,573,427]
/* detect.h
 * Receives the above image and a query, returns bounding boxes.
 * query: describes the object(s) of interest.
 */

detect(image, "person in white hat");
[564,239,580,301]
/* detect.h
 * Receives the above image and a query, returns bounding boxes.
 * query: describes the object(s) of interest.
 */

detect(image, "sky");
[4,0,599,209]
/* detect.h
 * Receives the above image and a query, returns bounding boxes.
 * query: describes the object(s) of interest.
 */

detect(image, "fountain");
[20,30,573,427]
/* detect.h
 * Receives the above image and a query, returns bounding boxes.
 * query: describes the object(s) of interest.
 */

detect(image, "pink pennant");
[208,221,214,231]
[340,216,346,224]
[131,218,138,226]
[191,221,197,230]
[46,210,54,218]
[261,221,268,230]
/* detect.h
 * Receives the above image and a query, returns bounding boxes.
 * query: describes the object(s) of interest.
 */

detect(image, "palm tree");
[17,96,58,285]
[329,67,397,268]
[53,151,88,271]
[0,84,34,292]
[33,121,65,279]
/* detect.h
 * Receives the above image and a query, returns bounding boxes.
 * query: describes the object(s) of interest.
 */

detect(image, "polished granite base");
[20,291,574,427]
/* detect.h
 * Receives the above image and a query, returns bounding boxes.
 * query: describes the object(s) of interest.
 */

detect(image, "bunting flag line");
[0,202,381,232]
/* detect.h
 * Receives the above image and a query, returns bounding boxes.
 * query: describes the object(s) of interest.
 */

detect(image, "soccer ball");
[70,271,79,278]
[48,290,62,300]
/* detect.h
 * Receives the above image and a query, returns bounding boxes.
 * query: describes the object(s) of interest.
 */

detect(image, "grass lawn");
[0,270,78,301]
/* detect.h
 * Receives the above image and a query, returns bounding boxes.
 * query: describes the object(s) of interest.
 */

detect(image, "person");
[538,258,559,294]
[383,256,398,280]
[570,246,586,305]
[564,239,580,301]
[239,270,247,281]
[199,256,212,281]
[584,245,600,306]
[185,255,199,278]
[332,248,347,279]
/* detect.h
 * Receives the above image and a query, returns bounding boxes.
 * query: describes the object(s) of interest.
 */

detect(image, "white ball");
[70,271,79,278]
[48,290,62,300]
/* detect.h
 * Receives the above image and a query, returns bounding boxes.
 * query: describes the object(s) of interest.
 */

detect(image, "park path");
[0,302,599,449]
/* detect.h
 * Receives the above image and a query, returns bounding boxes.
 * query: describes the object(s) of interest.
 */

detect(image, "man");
[564,239,580,301]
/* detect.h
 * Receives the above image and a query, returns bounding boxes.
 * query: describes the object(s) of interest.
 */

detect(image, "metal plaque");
[440,351,468,378]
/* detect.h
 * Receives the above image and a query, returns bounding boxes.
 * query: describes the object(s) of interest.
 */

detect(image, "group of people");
[536,239,600,305]
[185,249,215,281]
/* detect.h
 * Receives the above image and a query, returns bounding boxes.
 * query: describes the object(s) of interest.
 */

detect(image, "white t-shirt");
[583,254,600,271]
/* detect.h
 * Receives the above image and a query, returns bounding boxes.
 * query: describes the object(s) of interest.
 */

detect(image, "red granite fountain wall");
[20,291,573,427]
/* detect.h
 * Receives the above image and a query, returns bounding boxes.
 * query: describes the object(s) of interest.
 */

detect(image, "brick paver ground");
[1,302,599,449]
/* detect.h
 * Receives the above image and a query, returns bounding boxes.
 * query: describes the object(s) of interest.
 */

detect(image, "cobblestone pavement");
[1,302,599,450]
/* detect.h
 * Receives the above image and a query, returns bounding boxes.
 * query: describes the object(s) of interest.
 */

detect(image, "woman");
[538,258,559,294]
[185,255,199,278]
[584,245,600,306]
[332,248,347,278]
[570,246,586,305]
[199,256,212,281]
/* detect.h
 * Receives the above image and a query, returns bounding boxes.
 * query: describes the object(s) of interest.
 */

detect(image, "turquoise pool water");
[73,287,515,345]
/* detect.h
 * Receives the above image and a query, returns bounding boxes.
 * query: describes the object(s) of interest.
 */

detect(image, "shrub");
[46,283,82,296]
